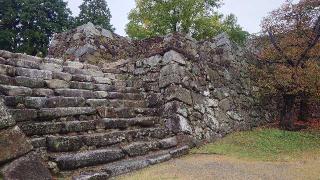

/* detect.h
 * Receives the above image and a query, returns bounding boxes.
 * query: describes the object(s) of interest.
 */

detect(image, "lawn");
[191,128,320,161]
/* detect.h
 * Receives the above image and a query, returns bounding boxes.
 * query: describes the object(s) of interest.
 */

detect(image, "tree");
[77,0,114,31]
[126,0,249,45]
[0,0,73,56]
[253,0,320,130]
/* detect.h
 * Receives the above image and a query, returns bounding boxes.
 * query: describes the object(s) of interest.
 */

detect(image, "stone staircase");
[0,51,189,179]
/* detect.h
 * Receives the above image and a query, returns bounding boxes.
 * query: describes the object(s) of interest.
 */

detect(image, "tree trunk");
[280,94,296,130]
[298,93,310,121]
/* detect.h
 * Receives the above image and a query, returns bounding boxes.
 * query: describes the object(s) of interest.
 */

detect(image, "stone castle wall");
[0,23,276,179]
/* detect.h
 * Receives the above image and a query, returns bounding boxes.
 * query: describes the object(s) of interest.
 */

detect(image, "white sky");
[66,0,299,36]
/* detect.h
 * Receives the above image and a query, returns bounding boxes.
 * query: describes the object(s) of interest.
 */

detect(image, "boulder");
[1,153,52,180]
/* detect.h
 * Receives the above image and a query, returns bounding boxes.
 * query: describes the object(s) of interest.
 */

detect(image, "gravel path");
[117,154,320,180]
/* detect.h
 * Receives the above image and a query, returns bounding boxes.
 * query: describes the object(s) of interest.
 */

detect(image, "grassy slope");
[192,128,320,161]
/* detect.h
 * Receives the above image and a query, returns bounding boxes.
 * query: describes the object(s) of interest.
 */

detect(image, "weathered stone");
[1,154,52,180]
[32,88,54,97]
[52,71,72,81]
[95,91,109,98]
[74,173,110,180]
[65,61,84,69]
[122,141,157,157]
[74,44,96,58]
[72,74,93,82]
[86,99,109,107]
[8,109,38,122]
[45,79,70,89]
[70,81,94,90]
[2,96,25,107]
[0,126,33,163]
[47,136,82,152]
[165,85,192,105]
[163,50,186,65]
[103,158,149,176]
[30,137,46,148]
[55,89,97,98]
[87,69,104,77]
[93,76,112,84]
[15,76,45,88]
[219,98,232,111]
[16,67,52,79]
[159,137,178,149]
[0,85,32,96]
[169,145,189,158]
[0,98,15,130]
[47,97,85,108]
[0,64,16,76]
[147,153,171,165]
[25,97,48,109]
[7,58,40,69]
[39,63,63,72]
[38,107,96,118]
[56,148,125,170]
[143,55,162,67]
[82,131,126,147]
[0,74,15,85]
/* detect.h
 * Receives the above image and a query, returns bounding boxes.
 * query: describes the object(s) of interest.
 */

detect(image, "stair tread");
[62,145,190,179]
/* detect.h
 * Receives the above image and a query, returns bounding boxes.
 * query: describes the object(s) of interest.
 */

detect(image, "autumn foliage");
[253,0,320,130]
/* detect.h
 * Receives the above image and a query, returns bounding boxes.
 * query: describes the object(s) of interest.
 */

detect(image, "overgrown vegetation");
[192,128,320,161]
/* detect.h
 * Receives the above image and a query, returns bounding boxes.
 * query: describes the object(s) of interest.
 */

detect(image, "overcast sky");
[66,0,298,36]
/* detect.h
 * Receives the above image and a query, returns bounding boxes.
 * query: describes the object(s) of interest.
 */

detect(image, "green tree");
[77,0,114,31]
[0,0,73,56]
[126,0,248,44]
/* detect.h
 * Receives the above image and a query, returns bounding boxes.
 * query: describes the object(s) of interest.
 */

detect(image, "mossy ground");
[191,128,320,161]
[118,128,320,180]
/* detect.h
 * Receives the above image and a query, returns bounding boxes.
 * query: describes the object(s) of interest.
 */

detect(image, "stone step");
[55,148,125,170]
[97,107,159,118]
[102,117,159,129]
[85,99,147,108]
[45,128,169,152]
[105,92,143,100]
[53,137,180,172]
[69,145,190,179]
[20,120,97,136]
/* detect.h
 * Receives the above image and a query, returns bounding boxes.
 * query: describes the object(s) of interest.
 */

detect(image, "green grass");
[191,128,320,161]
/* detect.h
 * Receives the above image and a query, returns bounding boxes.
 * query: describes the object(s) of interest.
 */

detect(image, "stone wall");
[105,34,274,142]
[0,23,278,178]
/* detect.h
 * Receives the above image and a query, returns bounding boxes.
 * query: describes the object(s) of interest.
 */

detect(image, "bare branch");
[267,29,295,66]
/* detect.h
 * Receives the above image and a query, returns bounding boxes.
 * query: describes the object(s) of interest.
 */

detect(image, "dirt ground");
[117,154,320,180]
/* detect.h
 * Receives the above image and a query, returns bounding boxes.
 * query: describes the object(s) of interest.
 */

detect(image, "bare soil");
[117,154,320,180]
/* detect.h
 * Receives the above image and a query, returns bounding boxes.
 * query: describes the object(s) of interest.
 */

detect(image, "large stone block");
[70,81,94,90]
[16,67,52,79]
[25,97,48,109]
[55,89,97,98]
[15,76,45,88]
[39,62,63,72]
[0,74,15,85]
[0,85,32,96]
[7,58,40,69]
[0,126,33,163]
[93,76,112,84]
[47,97,86,108]
[52,71,72,81]
[8,109,38,122]
[163,50,186,65]
[1,153,52,180]
[56,148,125,170]
[0,98,15,130]
[38,107,96,119]
[47,136,82,152]
[165,85,192,105]
[0,64,16,76]
[45,79,70,89]
[72,74,93,82]
[32,88,54,97]
[122,142,158,157]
